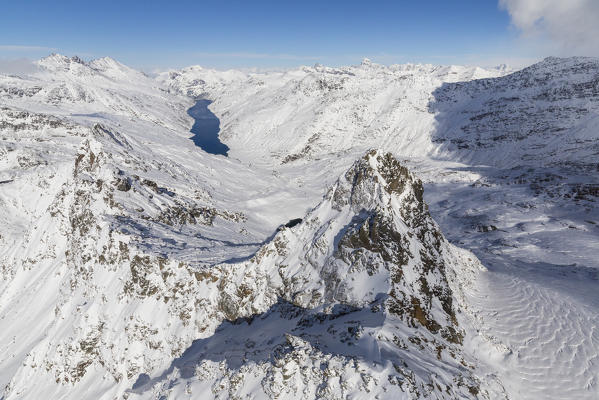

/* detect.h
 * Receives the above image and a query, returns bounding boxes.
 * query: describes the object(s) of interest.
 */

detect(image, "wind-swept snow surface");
[1,55,598,399]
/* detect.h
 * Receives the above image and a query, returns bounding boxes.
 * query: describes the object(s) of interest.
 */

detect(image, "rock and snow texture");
[429,56,599,169]
[130,150,499,399]
[0,54,598,399]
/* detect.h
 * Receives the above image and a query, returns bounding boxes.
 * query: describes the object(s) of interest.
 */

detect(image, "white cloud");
[193,52,320,61]
[0,45,55,75]
[0,45,54,51]
[0,58,40,75]
[499,0,599,56]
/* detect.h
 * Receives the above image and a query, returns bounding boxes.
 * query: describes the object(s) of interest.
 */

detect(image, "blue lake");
[187,100,229,156]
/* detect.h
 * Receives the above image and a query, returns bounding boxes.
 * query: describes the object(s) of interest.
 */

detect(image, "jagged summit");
[87,56,127,70]
[36,53,139,79]
[37,53,86,70]
[221,150,476,333]
[332,149,423,210]
[127,150,491,398]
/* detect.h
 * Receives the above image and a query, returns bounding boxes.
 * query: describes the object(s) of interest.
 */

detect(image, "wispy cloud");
[0,45,55,52]
[499,0,599,56]
[192,52,320,61]
[0,58,40,75]
[0,45,59,75]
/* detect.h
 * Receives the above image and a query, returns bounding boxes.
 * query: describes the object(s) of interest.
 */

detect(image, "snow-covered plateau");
[0,54,597,399]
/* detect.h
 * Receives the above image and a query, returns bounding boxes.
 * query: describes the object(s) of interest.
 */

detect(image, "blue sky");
[0,0,594,70]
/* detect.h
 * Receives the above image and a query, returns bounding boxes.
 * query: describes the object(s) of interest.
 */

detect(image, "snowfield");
[0,54,597,399]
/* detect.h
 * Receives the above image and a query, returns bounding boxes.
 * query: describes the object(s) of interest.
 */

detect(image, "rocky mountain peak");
[36,53,141,81]
[330,150,425,218]
[359,150,418,195]
[160,150,488,397]
[219,150,468,344]
[328,151,460,334]
[37,53,78,69]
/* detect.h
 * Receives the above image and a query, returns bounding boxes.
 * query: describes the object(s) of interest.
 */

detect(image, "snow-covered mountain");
[0,55,597,399]
[130,150,499,399]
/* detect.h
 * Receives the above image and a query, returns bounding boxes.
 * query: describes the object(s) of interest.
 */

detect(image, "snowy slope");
[0,55,598,399]
[429,56,599,169]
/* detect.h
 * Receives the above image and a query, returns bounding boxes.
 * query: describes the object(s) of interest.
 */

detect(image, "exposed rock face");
[132,150,493,399]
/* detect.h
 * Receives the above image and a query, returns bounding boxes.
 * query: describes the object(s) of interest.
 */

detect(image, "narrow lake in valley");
[187,99,229,156]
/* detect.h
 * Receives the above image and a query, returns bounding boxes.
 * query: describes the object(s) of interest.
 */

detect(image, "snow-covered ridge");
[131,149,498,399]
[160,56,599,173]
[1,53,190,133]
[35,53,145,79]
[429,56,599,169]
